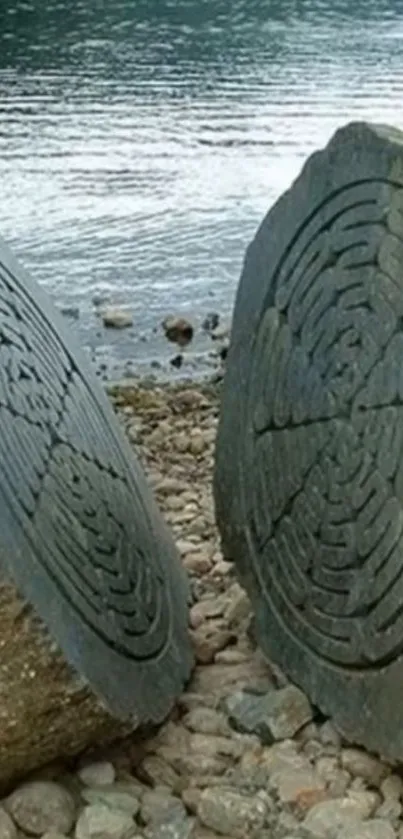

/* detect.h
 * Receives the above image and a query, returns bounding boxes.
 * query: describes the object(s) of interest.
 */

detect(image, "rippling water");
[0,0,403,379]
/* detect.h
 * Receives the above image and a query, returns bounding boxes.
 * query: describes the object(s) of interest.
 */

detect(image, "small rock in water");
[75,804,134,839]
[197,788,268,838]
[202,312,220,332]
[60,305,80,320]
[225,685,312,742]
[78,760,116,787]
[5,780,76,836]
[162,316,193,347]
[101,307,133,329]
[0,805,18,839]
[170,354,184,368]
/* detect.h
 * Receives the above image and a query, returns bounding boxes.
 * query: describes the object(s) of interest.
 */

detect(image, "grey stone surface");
[214,119,403,761]
[0,233,193,725]
[5,781,76,836]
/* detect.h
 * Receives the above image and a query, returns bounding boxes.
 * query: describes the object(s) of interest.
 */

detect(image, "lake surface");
[0,0,403,380]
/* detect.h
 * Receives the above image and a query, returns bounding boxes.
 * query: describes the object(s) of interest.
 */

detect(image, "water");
[0,0,403,380]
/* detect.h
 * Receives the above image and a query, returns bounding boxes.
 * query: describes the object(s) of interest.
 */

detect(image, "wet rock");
[202,312,220,332]
[225,685,312,743]
[197,787,268,838]
[60,305,80,319]
[0,805,18,839]
[101,307,133,329]
[211,325,230,341]
[75,804,134,839]
[162,316,194,347]
[170,354,183,369]
[78,761,116,787]
[340,748,388,787]
[5,781,76,836]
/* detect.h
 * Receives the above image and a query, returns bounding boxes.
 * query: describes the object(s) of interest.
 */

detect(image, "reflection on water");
[0,0,402,379]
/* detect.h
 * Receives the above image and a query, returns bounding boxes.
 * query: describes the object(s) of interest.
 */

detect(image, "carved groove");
[244,179,403,669]
[0,244,191,721]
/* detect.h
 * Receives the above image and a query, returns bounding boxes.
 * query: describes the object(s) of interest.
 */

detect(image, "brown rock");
[190,620,234,664]
[162,317,194,347]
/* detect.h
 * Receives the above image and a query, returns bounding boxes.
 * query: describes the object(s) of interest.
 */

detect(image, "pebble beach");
[0,380,401,839]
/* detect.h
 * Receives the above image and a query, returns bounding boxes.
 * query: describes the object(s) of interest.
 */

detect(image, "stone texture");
[225,685,312,743]
[197,787,268,838]
[0,805,18,839]
[78,762,116,787]
[75,804,134,839]
[5,781,76,836]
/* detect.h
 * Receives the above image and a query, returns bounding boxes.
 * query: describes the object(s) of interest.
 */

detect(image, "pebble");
[197,787,268,838]
[78,761,116,787]
[340,820,396,839]
[0,805,18,839]
[381,774,403,801]
[80,785,140,816]
[225,685,313,743]
[341,749,388,787]
[5,781,76,836]
[6,382,403,839]
[75,804,134,839]
[101,307,133,329]
[304,795,377,836]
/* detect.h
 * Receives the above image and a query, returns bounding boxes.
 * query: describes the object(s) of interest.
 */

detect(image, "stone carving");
[214,121,403,759]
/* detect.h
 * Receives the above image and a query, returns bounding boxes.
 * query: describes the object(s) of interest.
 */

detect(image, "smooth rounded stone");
[140,789,186,825]
[380,773,403,800]
[340,749,388,787]
[182,707,232,737]
[225,685,313,743]
[375,798,402,822]
[0,806,18,839]
[75,805,134,839]
[339,820,396,839]
[78,762,116,788]
[144,815,195,839]
[214,120,403,762]
[80,785,140,817]
[303,794,378,837]
[197,787,268,838]
[101,307,133,329]
[5,781,76,836]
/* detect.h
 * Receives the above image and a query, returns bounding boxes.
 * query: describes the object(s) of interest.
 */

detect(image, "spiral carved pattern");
[0,253,176,668]
[245,179,403,669]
